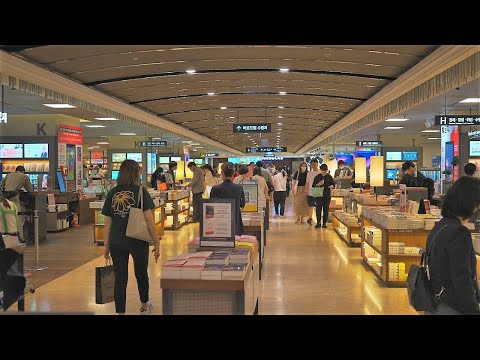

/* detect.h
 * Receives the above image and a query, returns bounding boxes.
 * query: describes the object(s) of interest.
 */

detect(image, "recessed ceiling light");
[422,130,440,133]
[97,142,109,145]
[43,103,76,108]
[279,92,287,95]
[94,117,118,121]
[120,133,136,136]
[384,126,403,130]
[207,92,215,96]
[428,137,441,140]
[277,122,283,125]
[459,98,480,103]
[229,116,235,119]
[186,69,196,74]
[220,106,227,110]
[278,106,284,109]
[385,118,409,122]
[277,135,281,137]
[278,116,283,119]
[279,68,290,73]
[85,125,106,128]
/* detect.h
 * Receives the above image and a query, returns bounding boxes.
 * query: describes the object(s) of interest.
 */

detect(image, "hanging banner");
[58,124,83,145]
[58,143,67,168]
[76,145,83,190]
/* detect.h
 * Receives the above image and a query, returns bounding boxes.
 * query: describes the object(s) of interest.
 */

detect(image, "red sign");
[58,124,83,145]
[91,149,104,164]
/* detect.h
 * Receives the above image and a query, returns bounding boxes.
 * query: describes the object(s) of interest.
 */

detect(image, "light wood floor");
[12,196,418,315]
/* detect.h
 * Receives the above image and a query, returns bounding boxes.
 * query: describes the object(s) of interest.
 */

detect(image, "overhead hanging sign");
[355,141,382,147]
[468,130,480,139]
[246,147,286,153]
[233,123,271,133]
[262,156,284,160]
[58,124,83,145]
[206,153,218,157]
[137,141,167,147]
[434,115,480,126]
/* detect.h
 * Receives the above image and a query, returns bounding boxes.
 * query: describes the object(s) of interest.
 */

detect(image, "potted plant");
[451,156,460,167]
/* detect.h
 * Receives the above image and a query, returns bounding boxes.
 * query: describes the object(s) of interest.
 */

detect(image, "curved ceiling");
[1,45,438,153]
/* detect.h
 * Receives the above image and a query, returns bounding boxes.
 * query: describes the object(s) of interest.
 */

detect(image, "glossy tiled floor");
[14,197,418,315]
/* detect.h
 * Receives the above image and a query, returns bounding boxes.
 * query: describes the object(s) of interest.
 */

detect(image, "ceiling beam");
[0,50,244,155]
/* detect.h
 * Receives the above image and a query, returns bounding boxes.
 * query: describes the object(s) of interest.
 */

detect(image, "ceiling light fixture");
[207,92,215,96]
[229,116,235,119]
[220,106,227,110]
[279,68,290,73]
[181,140,192,143]
[385,118,410,122]
[186,69,196,74]
[278,106,284,109]
[278,116,283,118]
[459,98,480,103]
[79,119,91,123]
[279,92,287,95]
[85,125,106,128]
[384,126,403,130]
[97,142,109,145]
[43,103,76,108]
[422,130,440,133]
[428,137,441,140]
[120,133,136,136]
[277,122,283,125]
[94,117,118,121]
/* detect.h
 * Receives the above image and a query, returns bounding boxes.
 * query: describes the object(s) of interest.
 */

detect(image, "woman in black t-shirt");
[102,160,160,314]
[312,164,335,228]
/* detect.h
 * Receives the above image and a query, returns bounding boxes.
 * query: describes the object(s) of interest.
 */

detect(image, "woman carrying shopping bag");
[102,160,160,314]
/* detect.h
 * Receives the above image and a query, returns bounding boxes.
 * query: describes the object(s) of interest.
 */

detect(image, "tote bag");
[95,260,115,304]
[125,186,153,243]
[311,186,324,198]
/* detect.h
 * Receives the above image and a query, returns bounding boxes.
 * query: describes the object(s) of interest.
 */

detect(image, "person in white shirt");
[272,166,287,218]
[304,158,322,226]
[252,167,269,209]
[233,165,250,184]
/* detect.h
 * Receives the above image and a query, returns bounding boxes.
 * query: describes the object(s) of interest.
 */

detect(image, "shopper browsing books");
[399,161,426,187]
[334,160,353,180]
[312,164,335,229]
[272,166,288,218]
[424,176,480,315]
[187,162,206,223]
[304,158,322,226]
[102,159,160,314]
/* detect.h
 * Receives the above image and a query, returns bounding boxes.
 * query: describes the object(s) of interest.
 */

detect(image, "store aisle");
[13,196,417,315]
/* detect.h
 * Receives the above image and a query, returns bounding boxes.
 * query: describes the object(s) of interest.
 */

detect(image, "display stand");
[331,213,361,247]
[160,247,259,315]
[360,216,430,287]
[329,195,345,212]
[242,211,265,280]
[90,201,165,245]
[165,194,190,230]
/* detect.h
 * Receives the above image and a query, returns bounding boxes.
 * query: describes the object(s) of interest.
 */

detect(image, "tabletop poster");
[199,198,236,248]
[239,179,258,212]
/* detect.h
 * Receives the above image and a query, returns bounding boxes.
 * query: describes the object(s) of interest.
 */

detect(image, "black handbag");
[407,224,450,311]
[95,260,115,304]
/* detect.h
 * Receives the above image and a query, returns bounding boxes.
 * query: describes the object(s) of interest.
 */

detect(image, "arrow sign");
[233,123,271,133]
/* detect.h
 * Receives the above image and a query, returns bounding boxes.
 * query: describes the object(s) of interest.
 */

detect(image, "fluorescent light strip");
[85,125,106,128]
[43,103,76,108]
[279,68,289,73]
[207,92,215,96]
[220,107,227,110]
[384,126,403,130]
[186,69,196,74]
[279,92,287,95]
[97,142,109,145]
[459,98,480,103]
[94,117,118,121]
[120,133,136,136]
[428,137,441,140]
[385,118,409,122]
[422,130,440,133]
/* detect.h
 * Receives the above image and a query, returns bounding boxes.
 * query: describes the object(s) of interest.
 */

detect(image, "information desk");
[360,216,430,288]
[161,252,259,315]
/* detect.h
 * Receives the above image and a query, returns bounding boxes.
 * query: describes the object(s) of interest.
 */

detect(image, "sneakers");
[322,224,328,228]
[140,301,154,314]
[274,214,279,218]
[307,218,313,225]
[315,223,321,229]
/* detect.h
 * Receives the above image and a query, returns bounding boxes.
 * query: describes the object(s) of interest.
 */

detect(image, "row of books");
[161,249,251,280]
[241,212,263,226]
[388,242,421,255]
[388,262,406,281]
[333,210,360,227]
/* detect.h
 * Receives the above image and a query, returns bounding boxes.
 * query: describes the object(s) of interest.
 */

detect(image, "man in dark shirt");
[399,161,426,187]
[312,164,335,228]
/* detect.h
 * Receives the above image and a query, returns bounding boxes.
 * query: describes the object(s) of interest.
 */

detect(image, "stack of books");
[388,262,406,281]
[366,227,382,247]
[181,259,207,279]
[388,242,405,254]
[228,249,250,264]
[200,264,226,280]
[221,263,248,280]
[161,259,188,279]
[187,237,200,253]
[205,250,231,265]
[190,251,213,259]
